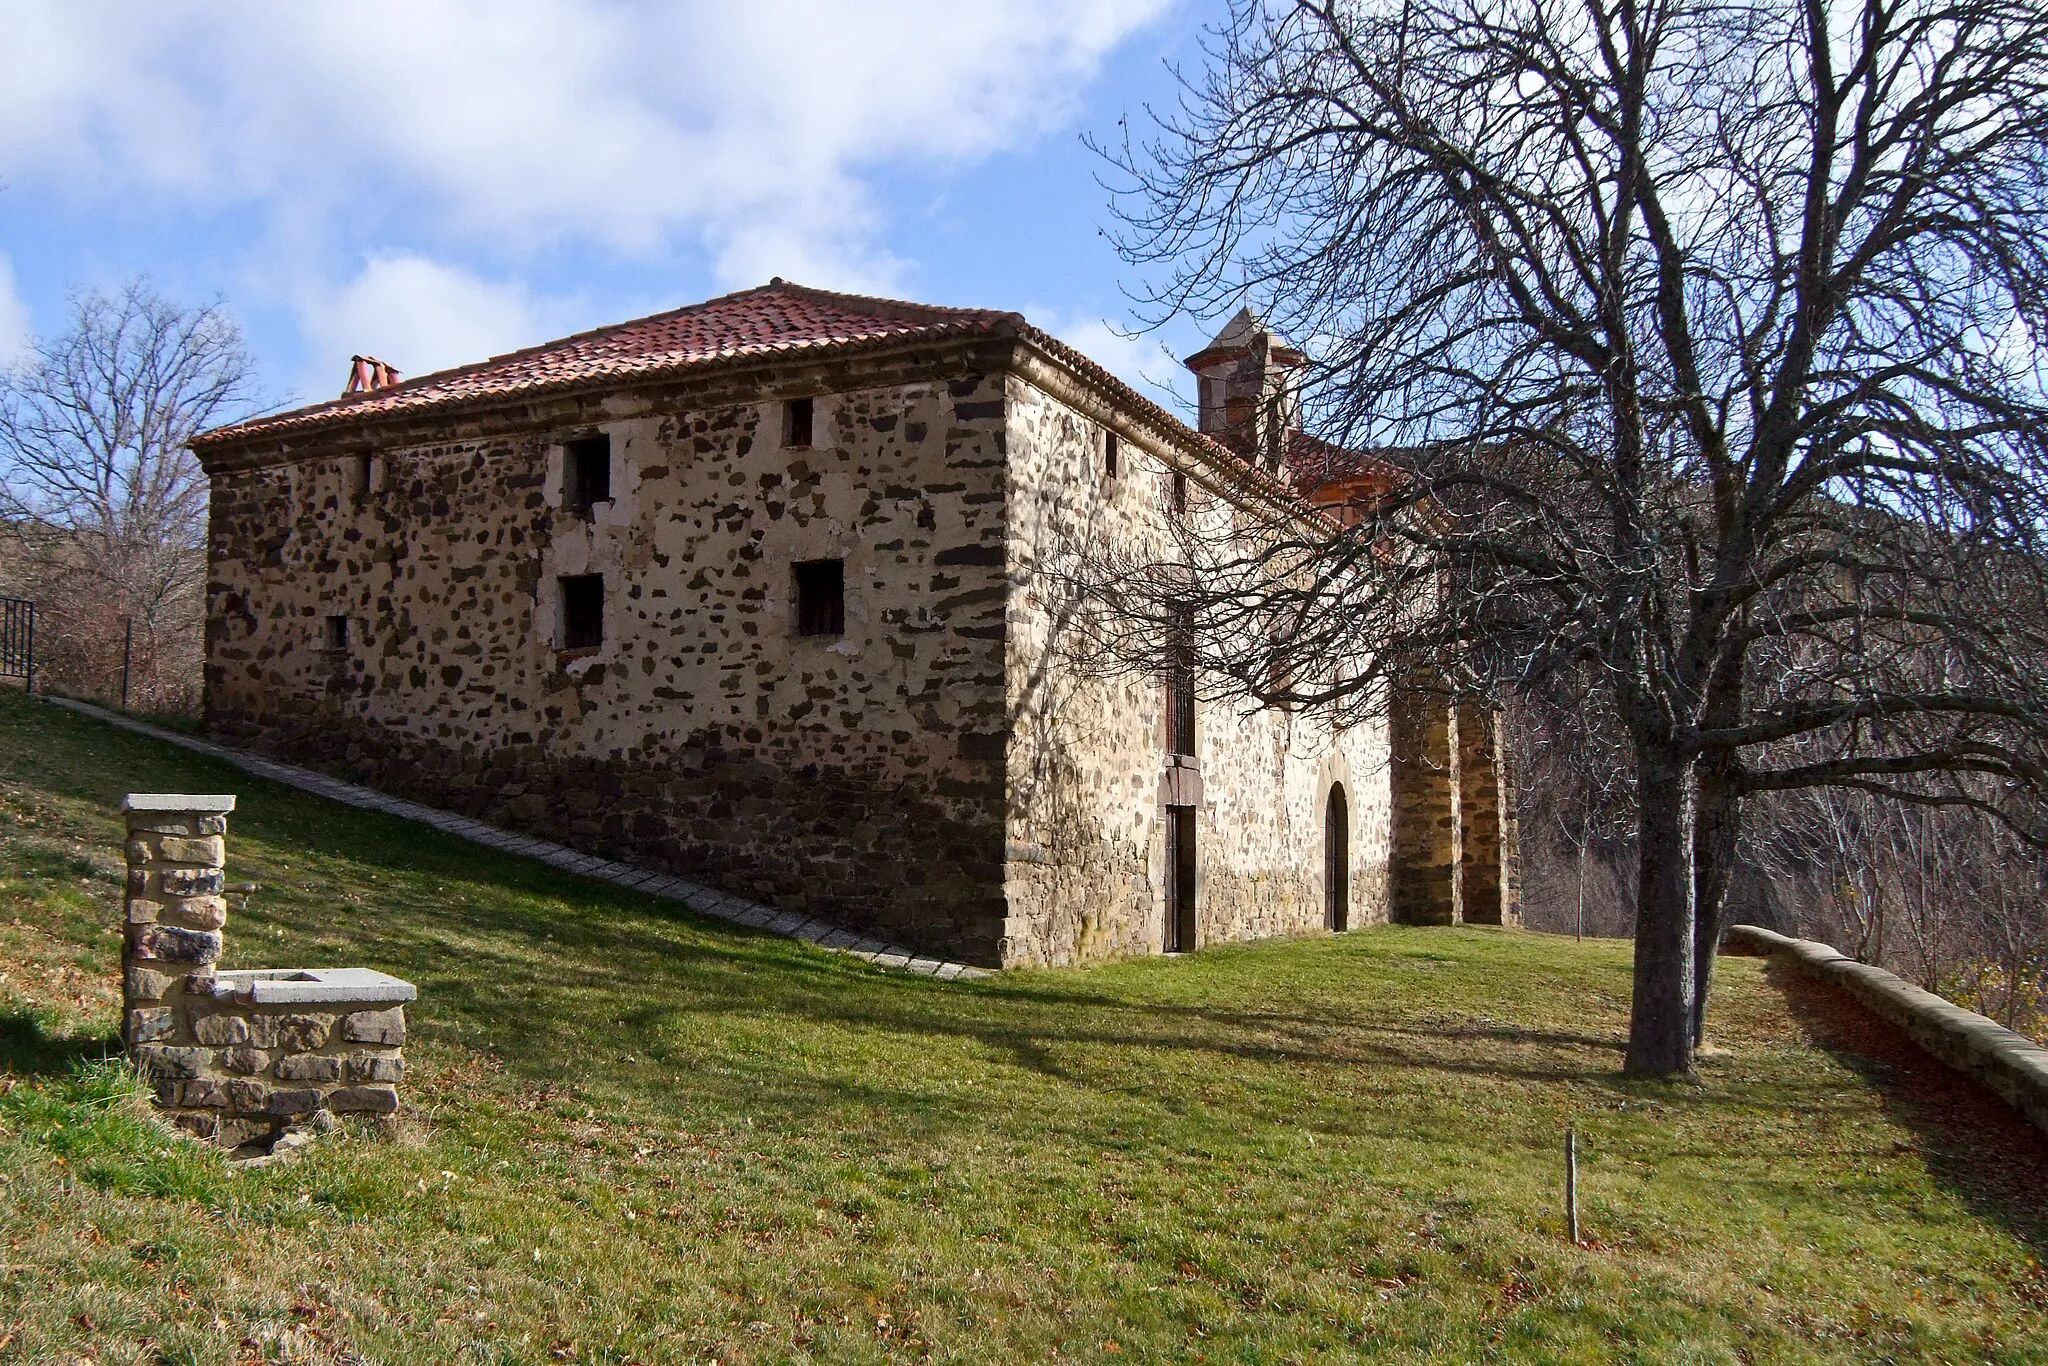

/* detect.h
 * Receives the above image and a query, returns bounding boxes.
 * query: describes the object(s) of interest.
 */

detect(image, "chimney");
[342,355,403,398]
[1182,309,1304,472]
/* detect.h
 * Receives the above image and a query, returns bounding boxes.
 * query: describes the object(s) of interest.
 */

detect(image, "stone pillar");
[121,793,413,1152]
[1495,714,1522,927]
[1390,693,1458,925]
[1452,706,1503,925]
[122,794,233,1048]
[122,794,234,1137]
[1446,707,1523,928]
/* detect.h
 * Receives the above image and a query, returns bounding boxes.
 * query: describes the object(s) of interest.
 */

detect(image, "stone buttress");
[1388,699,1521,927]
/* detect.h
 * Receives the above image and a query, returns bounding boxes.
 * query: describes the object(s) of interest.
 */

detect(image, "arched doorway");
[1325,783,1349,931]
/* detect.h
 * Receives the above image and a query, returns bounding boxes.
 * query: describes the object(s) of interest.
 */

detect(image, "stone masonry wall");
[1390,691,1457,925]
[1453,704,1517,926]
[201,332,1499,968]
[1390,696,1519,928]
[122,794,408,1150]
[999,371,1393,964]
[205,349,1014,962]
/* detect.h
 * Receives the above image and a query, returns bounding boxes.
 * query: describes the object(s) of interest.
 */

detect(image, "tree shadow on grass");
[0,1012,120,1077]
[285,873,1633,1145]
[3,694,1651,1136]
[252,844,1646,1120]
[1766,958,2048,1257]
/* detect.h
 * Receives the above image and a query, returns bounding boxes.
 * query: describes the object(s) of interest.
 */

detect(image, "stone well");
[121,793,416,1151]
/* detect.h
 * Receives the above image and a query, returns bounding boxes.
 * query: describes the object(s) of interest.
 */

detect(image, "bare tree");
[1756,781,2048,1036]
[1964,829,2048,1032]
[1508,682,1638,940]
[0,280,255,710]
[1089,0,2048,1074]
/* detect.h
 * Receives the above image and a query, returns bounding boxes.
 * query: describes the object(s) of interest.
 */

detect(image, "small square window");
[565,435,611,515]
[784,396,815,449]
[793,558,845,637]
[559,574,604,651]
[324,615,350,652]
[1104,431,1120,479]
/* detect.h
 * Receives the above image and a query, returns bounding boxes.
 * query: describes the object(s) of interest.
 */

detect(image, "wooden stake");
[1565,1129,1580,1245]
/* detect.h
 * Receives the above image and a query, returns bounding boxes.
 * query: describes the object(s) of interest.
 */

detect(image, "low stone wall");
[1725,924,2048,1135]
[122,793,416,1151]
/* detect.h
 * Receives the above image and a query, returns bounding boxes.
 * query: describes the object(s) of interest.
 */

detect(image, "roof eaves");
[192,311,1019,453]
[188,282,1325,525]
[192,278,1016,453]
[1007,321,1319,521]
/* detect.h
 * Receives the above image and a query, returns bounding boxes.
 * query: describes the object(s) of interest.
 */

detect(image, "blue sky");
[0,1,1229,426]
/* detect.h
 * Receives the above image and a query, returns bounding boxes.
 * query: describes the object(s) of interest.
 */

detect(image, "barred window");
[1166,610,1196,757]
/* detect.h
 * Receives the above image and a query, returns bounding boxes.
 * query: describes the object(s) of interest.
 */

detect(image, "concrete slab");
[122,793,238,813]
[223,967,418,1005]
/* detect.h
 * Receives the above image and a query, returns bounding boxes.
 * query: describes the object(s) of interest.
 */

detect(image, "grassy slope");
[0,689,2044,1365]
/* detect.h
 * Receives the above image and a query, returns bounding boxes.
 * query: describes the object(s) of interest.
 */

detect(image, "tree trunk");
[1576,830,1587,942]
[1626,744,1697,1077]
[1689,757,1740,1049]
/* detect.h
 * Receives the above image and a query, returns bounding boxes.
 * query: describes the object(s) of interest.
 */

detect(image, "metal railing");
[1,596,34,691]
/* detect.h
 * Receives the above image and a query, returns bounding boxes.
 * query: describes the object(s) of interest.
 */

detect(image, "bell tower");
[1183,308,1305,472]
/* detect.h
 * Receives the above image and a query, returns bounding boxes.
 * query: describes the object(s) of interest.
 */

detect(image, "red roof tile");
[193,280,1018,449]
[191,278,1312,512]
[1286,430,1412,497]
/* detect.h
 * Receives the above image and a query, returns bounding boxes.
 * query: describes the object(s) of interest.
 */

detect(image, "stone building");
[193,282,1514,967]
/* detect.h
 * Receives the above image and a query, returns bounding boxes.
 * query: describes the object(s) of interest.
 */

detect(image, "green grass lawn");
[1,688,2044,1364]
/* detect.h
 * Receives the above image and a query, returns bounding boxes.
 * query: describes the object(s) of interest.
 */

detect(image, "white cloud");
[0,254,31,369]
[0,1,1168,292]
[295,254,562,398]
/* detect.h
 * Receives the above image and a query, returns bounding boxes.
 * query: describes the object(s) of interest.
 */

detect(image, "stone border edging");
[43,697,989,982]
[1726,923,2048,1134]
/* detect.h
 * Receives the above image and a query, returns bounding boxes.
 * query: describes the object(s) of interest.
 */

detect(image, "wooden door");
[1166,806,1197,952]
[1326,783,1350,931]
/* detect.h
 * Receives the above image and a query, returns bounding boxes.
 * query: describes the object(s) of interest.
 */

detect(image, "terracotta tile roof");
[193,280,1019,449]
[191,277,1311,512]
[1286,430,1412,498]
